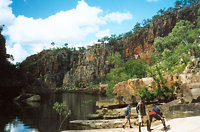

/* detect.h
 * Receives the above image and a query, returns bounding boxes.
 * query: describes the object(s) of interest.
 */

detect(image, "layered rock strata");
[20,2,200,93]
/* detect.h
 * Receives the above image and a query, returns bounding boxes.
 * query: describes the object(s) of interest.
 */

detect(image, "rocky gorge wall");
[0,32,26,100]
[122,2,199,61]
[62,43,117,89]
[20,2,200,93]
[20,49,78,92]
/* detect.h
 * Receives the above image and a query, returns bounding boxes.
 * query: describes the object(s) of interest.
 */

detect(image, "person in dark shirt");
[122,104,133,128]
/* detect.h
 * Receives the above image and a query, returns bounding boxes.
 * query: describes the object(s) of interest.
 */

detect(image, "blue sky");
[0,0,177,63]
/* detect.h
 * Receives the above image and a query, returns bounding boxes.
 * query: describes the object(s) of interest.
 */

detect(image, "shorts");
[138,115,142,123]
[126,115,130,119]
[149,114,161,122]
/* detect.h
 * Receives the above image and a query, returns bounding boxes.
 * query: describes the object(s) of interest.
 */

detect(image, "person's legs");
[146,119,151,131]
[123,117,129,128]
[161,118,167,129]
[128,118,133,128]
[148,115,153,131]
[138,115,142,132]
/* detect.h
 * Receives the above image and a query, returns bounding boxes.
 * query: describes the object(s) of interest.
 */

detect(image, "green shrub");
[53,102,71,132]
[135,86,154,102]
[105,52,148,97]
[152,19,200,74]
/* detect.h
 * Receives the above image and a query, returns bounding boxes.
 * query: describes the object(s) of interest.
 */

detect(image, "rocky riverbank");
[63,116,200,132]
[67,99,200,130]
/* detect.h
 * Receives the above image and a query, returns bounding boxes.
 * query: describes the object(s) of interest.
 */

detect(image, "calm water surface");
[1,93,104,132]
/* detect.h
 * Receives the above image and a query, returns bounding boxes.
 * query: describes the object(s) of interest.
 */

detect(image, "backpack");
[153,107,160,113]
[125,108,130,116]
[136,104,139,114]
[136,102,146,116]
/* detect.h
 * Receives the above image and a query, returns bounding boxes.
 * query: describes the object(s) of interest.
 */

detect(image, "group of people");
[122,97,167,132]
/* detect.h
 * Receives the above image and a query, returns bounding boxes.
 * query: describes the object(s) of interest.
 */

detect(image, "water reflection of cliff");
[62,93,98,120]
[0,95,60,132]
[0,93,101,132]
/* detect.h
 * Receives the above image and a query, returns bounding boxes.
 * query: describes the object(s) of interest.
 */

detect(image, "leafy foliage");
[152,66,175,102]
[106,52,147,97]
[175,0,199,7]
[136,66,175,102]
[132,22,142,32]
[53,102,71,132]
[151,20,200,74]
[135,86,154,102]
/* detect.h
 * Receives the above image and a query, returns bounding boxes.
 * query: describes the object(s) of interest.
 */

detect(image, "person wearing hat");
[122,104,133,128]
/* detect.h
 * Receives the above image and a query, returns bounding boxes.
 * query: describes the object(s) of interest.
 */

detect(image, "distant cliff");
[20,2,200,93]
[20,48,79,91]
[20,43,119,91]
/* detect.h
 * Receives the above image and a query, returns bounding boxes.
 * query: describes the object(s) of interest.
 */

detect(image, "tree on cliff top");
[175,0,199,7]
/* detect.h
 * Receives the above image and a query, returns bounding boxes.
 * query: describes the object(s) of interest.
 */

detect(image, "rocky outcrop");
[123,2,200,61]
[20,49,77,92]
[62,43,115,89]
[113,73,200,103]
[96,96,137,109]
[70,100,200,129]
[20,2,200,93]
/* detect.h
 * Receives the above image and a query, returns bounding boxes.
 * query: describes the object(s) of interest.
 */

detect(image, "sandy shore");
[63,116,200,132]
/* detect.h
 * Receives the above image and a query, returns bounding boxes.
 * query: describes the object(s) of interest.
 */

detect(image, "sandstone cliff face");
[113,73,200,103]
[20,43,117,91]
[20,2,200,92]
[20,49,78,91]
[63,43,115,88]
[123,2,199,61]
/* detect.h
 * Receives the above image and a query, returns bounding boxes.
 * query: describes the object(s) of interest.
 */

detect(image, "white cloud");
[85,40,102,47]
[0,0,15,26]
[6,43,29,63]
[104,12,132,24]
[1,0,132,62]
[5,0,104,44]
[146,0,159,2]
[96,29,110,39]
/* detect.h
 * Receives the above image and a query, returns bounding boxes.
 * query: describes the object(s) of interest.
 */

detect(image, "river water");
[1,93,104,132]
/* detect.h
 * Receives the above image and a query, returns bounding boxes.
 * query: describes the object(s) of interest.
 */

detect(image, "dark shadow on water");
[0,93,103,132]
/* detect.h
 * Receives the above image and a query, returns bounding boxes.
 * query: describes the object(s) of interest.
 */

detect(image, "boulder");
[96,96,137,109]
[25,95,40,102]
[113,73,200,103]
[87,114,103,120]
